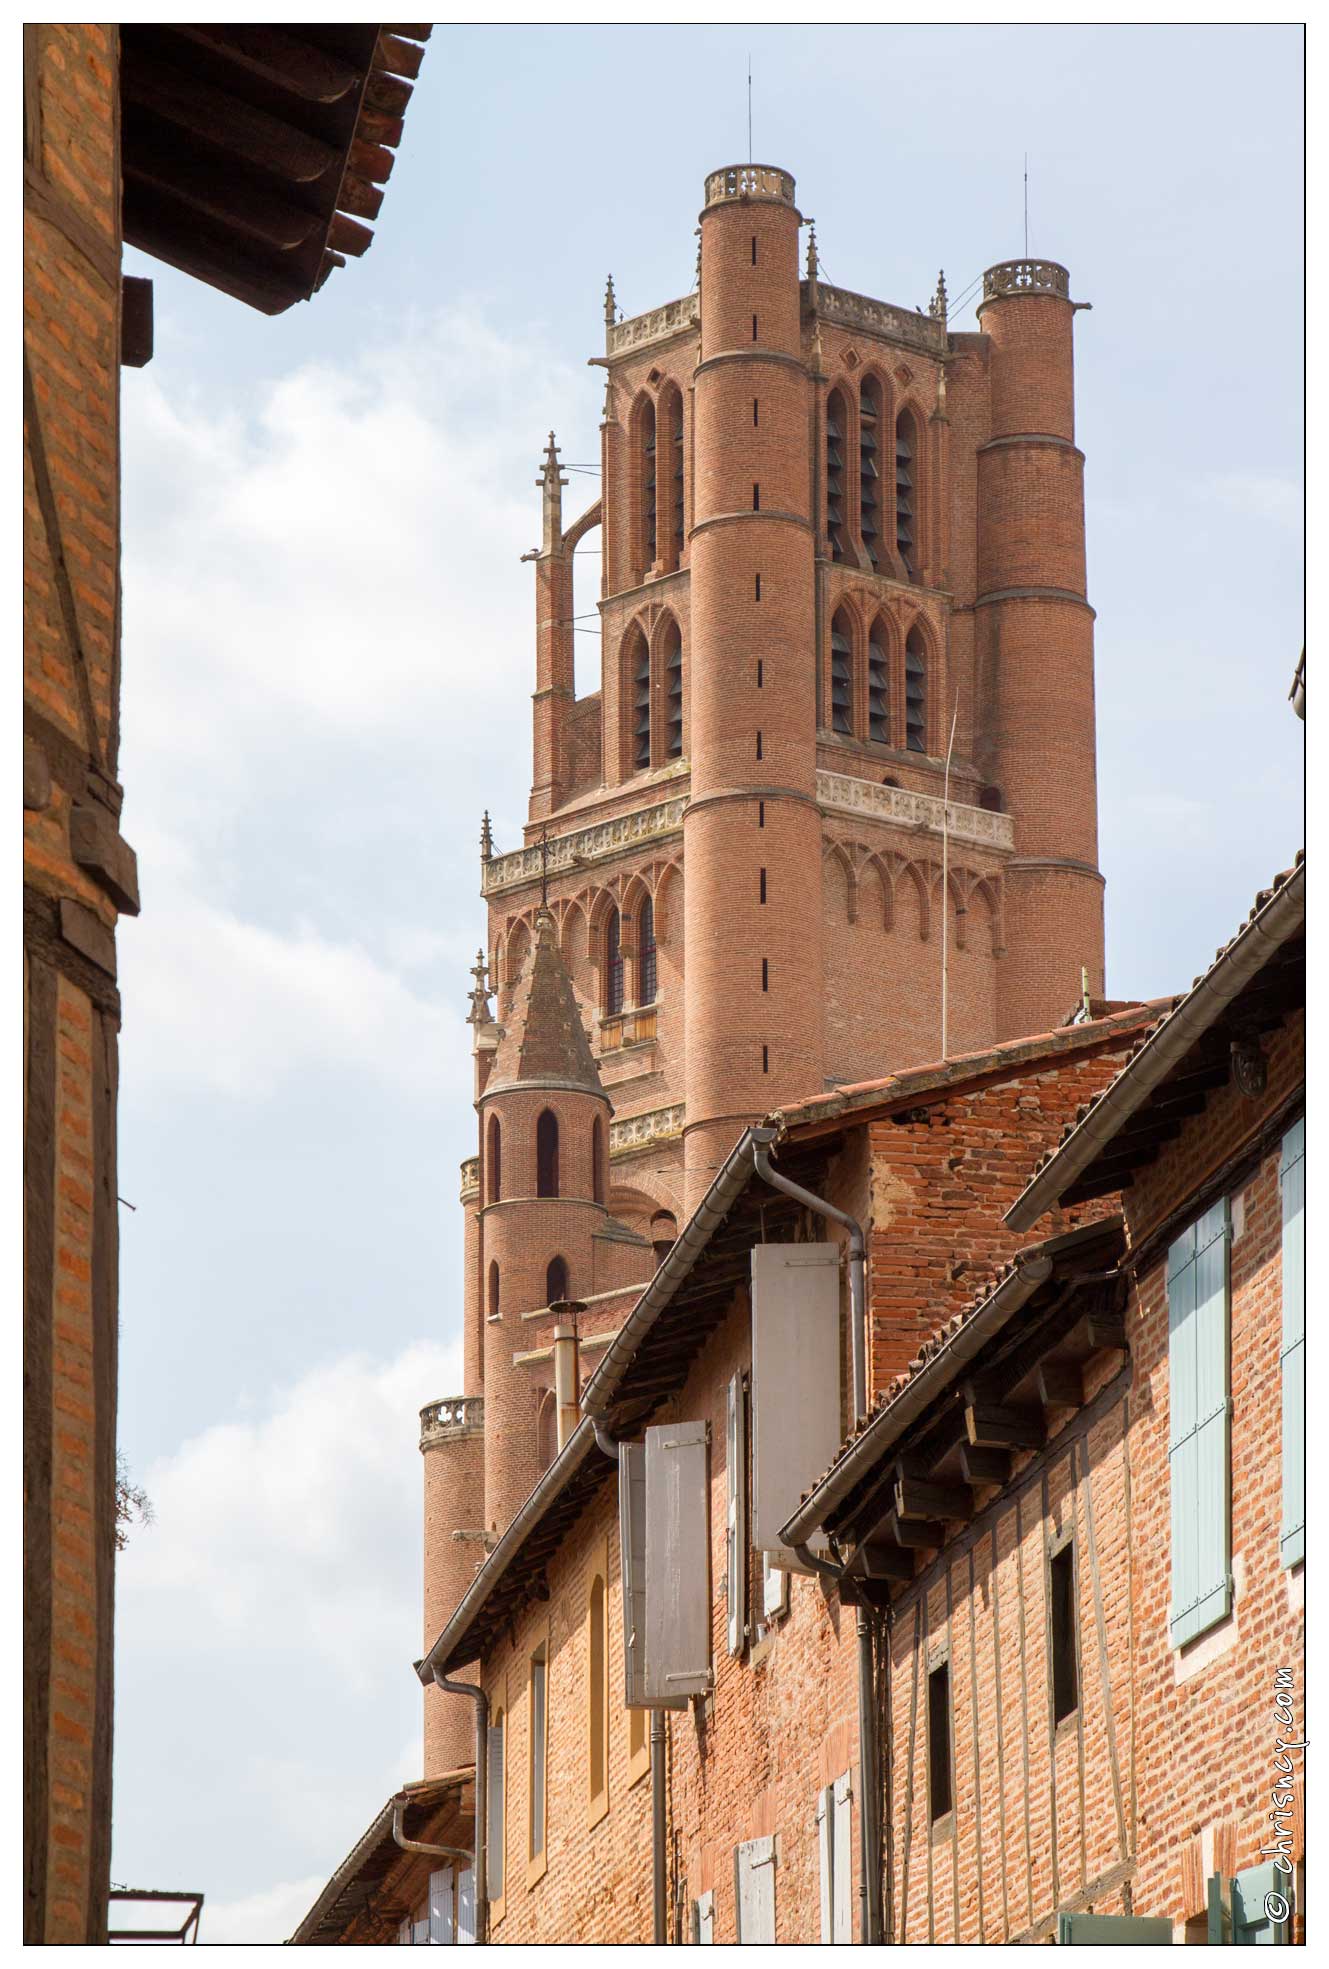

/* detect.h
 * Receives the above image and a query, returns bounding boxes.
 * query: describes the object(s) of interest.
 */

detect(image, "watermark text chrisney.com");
[1262,1668,1306,1924]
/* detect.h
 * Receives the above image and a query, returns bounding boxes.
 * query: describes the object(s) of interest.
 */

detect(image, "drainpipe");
[391,1796,473,1866]
[434,1671,488,1942]
[751,1136,882,1945]
[553,1322,581,1453]
[588,1413,668,1944]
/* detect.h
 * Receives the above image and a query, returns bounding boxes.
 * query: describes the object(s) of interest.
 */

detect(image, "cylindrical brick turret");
[974,260,1104,1035]
[420,1394,485,1775]
[682,164,824,1211]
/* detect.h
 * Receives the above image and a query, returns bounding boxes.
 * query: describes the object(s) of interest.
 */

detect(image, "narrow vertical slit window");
[751,235,757,265]
[639,896,657,1004]
[762,1045,769,1073]
[1050,1542,1078,1723]
[592,1114,605,1204]
[756,660,763,688]
[752,314,758,340]
[859,377,881,568]
[488,1260,500,1320]
[905,626,927,752]
[528,1647,548,1867]
[868,620,890,743]
[826,387,849,562]
[628,626,651,772]
[756,731,763,760]
[895,409,917,575]
[928,1660,953,1821]
[665,390,684,566]
[487,1114,502,1202]
[663,619,683,759]
[545,1254,568,1306]
[536,1109,560,1198]
[758,801,765,828]
[830,608,853,735]
[753,397,759,427]
[642,398,657,568]
[755,573,762,600]
[761,958,769,992]
[759,867,767,903]
[606,909,625,1015]
[753,482,760,511]
[488,1709,506,1906]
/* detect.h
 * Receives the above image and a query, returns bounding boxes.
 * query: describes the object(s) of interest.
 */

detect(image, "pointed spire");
[538,432,567,555]
[929,269,948,321]
[466,948,493,1026]
[603,273,616,328]
[806,222,819,282]
[487,909,606,1098]
[480,810,494,861]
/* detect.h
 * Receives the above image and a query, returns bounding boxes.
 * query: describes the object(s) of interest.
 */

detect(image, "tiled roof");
[487,908,607,1098]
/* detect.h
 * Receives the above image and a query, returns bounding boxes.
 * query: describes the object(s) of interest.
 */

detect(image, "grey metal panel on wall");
[751,1242,842,1570]
[644,1419,712,1702]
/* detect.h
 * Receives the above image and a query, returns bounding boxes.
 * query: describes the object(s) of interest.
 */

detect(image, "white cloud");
[200,1874,329,1945]
[1199,471,1302,531]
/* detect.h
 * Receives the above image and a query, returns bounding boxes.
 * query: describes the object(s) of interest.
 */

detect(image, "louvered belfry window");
[642,399,657,569]
[905,626,927,753]
[895,410,916,573]
[859,378,881,568]
[671,398,685,562]
[867,621,889,743]
[638,896,658,1005]
[826,389,848,562]
[830,610,853,735]
[663,620,683,759]
[630,630,652,771]
[606,909,625,1015]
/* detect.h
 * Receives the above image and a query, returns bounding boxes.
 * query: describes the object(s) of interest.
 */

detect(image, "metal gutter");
[1005,861,1304,1233]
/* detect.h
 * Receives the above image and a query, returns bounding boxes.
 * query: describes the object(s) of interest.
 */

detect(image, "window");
[487,1260,500,1321]
[628,627,651,772]
[761,957,768,992]
[588,1568,609,1823]
[605,910,624,1015]
[826,388,849,562]
[660,388,684,570]
[638,896,658,1004]
[592,1115,606,1205]
[650,1210,677,1267]
[817,1773,853,1942]
[663,622,683,760]
[928,1660,953,1822]
[867,620,889,744]
[536,1109,559,1198]
[487,1708,506,1912]
[904,627,927,753]
[1167,1198,1231,1647]
[895,409,917,574]
[1280,1119,1305,1567]
[545,1255,568,1306]
[734,1837,776,1942]
[528,1646,548,1876]
[725,1373,749,1656]
[758,868,766,904]
[1050,1541,1078,1723]
[859,378,881,568]
[486,1114,501,1203]
[640,398,657,570]
[829,609,853,734]
[428,1866,454,1943]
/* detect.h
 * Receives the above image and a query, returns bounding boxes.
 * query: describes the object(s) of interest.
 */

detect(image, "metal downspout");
[589,1414,668,1944]
[750,1139,882,1944]
[390,1798,473,1866]
[435,1672,488,1942]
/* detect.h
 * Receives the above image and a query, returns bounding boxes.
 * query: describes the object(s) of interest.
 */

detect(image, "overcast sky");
[109,20,1303,1942]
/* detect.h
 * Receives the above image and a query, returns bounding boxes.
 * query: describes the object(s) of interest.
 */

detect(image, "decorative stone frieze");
[459,1156,480,1202]
[608,294,698,358]
[481,795,687,897]
[981,259,1070,300]
[703,163,796,207]
[808,282,947,356]
[609,1103,686,1157]
[419,1394,484,1451]
[817,769,1015,850]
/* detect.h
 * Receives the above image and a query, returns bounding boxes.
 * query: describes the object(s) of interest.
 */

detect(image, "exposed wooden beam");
[1084,1310,1126,1354]
[122,55,341,184]
[895,1475,973,1523]
[958,1443,1011,1487]
[364,69,414,116]
[965,1402,1046,1450]
[171,25,362,103]
[879,1510,944,1551]
[337,169,385,221]
[377,32,427,79]
[1036,1360,1083,1409]
[853,1537,915,1584]
[125,141,321,251]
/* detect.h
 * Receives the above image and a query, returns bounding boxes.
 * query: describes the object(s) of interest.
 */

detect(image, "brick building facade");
[22,26,429,1943]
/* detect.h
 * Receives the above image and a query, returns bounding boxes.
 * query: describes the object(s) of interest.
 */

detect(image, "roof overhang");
[1006,859,1305,1232]
[289,1770,472,1945]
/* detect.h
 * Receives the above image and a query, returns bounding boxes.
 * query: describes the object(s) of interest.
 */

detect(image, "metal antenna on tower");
[747,56,752,163]
[1024,152,1029,257]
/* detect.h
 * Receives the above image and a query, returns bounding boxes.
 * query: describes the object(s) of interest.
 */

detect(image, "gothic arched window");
[905,625,927,753]
[659,387,684,571]
[626,626,651,774]
[488,1260,500,1320]
[487,1114,502,1203]
[867,616,890,745]
[826,387,849,563]
[592,1115,605,1204]
[895,409,919,576]
[830,607,854,736]
[605,910,624,1016]
[640,397,657,572]
[545,1254,569,1305]
[536,1109,560,1198]
[662,620,683,760]
[859,378,882,569]
[638,897,657,1005]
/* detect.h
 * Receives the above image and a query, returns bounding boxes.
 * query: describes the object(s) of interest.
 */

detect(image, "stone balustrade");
[817,770,1015,850]
[809,281,948,356]
[481,794,687,898]
[981,259,1070,301]
[609,1102,686,1157]
[608,294,698,358]
[419,1394,484,1451]
[703,163,796,207]
[459,1156,480,1202]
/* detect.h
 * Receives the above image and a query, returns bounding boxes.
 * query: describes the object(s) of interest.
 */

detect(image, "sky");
[108,20,1303,1942]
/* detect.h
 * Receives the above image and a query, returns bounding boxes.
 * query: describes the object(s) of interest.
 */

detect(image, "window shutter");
[832,1773,853,1942]
[734,1836,776,1943]
[1168,1200,1231,1647]
[412,1910,430,1946]
[619,1441,648,1707]
[763,1553,790,1621]
[693,1890,714,1944]
[456,1867,475,1945]
[398,1917,412,1944]
[644,1420,712,1701]
[486,1716,505,1904]
[1056,1911,1172,1942]
[428,1868,453,1944]
[751,1244,842,1570]
[726,1374,748,1655]
[817,1787,833,1942]
[1280,1120,1305,1568]
[1230,1861,1293,1943]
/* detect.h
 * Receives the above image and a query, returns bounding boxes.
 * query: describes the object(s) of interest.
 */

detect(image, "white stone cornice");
[817,770,1014,851]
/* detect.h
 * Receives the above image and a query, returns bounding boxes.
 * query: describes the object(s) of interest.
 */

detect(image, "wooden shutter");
[456,1868,475,1945]
[428,1867,453,1944]
[644,1420,712,1701]
[726,1374,749,1655]
[1057,1911,1172,1942]
[1230,1862,1293,1943]
[763,1553,790,1621]
[832,1773,853,1942]
[734,1836,776,1943]
[1168,1199,1231,1647]
[693,1890,714,1944]
[1280,1119,1305,1568]
[412,1909,430,1945]
[817,1786,834,1942]
[751,1243,842,1570]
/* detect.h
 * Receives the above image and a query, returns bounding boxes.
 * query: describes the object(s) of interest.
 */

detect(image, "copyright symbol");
[1264,1893,1290,1924]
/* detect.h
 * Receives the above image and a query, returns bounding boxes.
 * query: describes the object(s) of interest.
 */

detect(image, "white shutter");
[831,1773,853,1942]
[751,1244,842,1570]
[486,1716,505,1903]
[762,1553,789,1621]
[644,1420,712,1701]
[619,1441,648,1706]
[456,1868,475,1946]
[726,1374,748,1655]
[412,1911,430,1946]
[734,1836,776,1943]
[398,1917,412,1945]
[428,1869,452,1944]
[817,1787,834,1942]
[693,1890,714,1944]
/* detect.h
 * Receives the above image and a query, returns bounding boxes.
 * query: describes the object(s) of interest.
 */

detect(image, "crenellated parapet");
[981,258,1070,301]
[419,1394,484,1453]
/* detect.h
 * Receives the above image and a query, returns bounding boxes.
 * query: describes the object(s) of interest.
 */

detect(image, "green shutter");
[1168,1198,1231,1648]
[1057,1910,1172,1943]
[1280,1120,1305,1569]
[1230,1863,1293,1943]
